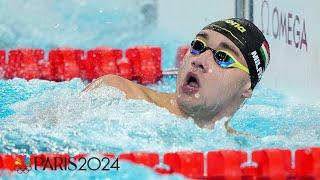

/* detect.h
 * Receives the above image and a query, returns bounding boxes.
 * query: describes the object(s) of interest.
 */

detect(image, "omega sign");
[260,0,307,51]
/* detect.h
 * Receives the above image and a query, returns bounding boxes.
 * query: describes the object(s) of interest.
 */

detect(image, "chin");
[176,92,204,113]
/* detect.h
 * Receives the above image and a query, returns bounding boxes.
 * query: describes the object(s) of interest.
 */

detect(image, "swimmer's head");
[176,18,270,122]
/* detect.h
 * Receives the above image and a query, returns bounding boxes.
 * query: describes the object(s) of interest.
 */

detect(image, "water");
[2,77,320,154]
[1,78,320,179]
[1,0,320,179]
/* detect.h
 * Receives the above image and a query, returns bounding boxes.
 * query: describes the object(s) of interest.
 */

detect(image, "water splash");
[1,78,320,157]
[0,78,320,179]
[0,79,240,155]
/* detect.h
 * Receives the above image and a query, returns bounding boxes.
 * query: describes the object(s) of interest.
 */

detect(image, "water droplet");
[53,23,60,28]
[99,10,104,14]
[195,93,200,98]
[170,99,175,105]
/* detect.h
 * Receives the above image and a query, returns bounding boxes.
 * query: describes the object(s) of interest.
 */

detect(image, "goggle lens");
[191,40,235,68]
[214,51,235,68]
[190,40,205,55]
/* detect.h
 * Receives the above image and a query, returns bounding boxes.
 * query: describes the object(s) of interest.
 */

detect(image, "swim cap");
[203,18,270,89]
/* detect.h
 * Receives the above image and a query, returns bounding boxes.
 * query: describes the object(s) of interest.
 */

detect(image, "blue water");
[1,77,320,179]
[1,1,320,179]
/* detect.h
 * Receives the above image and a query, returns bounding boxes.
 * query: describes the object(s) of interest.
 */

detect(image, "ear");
[241,81,252,98]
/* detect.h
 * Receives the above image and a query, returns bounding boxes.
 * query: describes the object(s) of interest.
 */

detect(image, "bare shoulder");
[82,74,153,100]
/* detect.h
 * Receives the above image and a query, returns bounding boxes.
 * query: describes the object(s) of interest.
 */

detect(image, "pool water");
[1,0,320,179]
[1,76,320,179]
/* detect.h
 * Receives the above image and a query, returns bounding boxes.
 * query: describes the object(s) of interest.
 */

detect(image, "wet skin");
[83,29,252,131]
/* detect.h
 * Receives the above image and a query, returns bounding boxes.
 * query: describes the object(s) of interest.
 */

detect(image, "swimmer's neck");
[147,92,187,117]
[151,92,238,129]
[151,92,238,133]
[180,98,242,130]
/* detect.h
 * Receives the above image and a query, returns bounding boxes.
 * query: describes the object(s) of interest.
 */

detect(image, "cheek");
[177,56,193,85]
[215,72,246,102]
[224,71,246,90]
[180,54,192,69]
[176,69,185,86]
[199,73,222,100]
[200,71,236,102]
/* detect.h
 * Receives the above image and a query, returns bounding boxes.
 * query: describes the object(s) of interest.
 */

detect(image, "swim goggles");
[190,38,249,74]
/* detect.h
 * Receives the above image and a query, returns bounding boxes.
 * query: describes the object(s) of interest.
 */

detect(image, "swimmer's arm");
[82,74,151,100]
[224,121,237,134]
[225,119,258,138]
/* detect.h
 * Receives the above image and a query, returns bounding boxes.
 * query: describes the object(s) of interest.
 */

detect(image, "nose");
[190,52,210,73]
[191,61,205,72]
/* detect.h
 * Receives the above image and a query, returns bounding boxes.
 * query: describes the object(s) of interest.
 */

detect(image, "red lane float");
[1,148,320,179]
[86,47,120,80]
[48,48,83,81]
[119,152,159,168]
[0,46,163,84]
[5,49,18,79]
[38,60,54,80]
[0,50,5,78]
[241,165,259,177]
[175,45,189,68]
[295,147,320,178]
[252,149,292,179]
[0,154,26,171]
[207,150,247,179]
[4,49,44,80]
[101,153,116,159]
[126,46,162,84]
[117,58,133,80]
[0,50,5,64]
[155,151,204,178]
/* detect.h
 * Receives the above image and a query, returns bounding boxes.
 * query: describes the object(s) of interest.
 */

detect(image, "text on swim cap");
[225,20,246,33]
[251,51,263,79]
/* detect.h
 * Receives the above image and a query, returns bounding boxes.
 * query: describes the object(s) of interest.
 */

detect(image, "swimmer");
[83,18,270,132]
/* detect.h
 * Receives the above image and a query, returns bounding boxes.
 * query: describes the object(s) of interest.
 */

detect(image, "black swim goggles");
[190,38,249,74]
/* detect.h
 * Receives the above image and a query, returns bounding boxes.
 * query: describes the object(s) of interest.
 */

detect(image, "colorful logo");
[259,41,270,66]
[14,156,32,174]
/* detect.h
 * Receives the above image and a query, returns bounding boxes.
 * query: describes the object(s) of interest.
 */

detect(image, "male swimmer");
[83,18,270,131]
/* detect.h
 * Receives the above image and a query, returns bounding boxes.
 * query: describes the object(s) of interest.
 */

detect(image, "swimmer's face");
[176,29,252,118]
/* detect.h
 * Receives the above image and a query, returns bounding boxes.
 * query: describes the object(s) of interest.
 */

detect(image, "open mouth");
[181,72,201,94]
[187,74,200,88]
